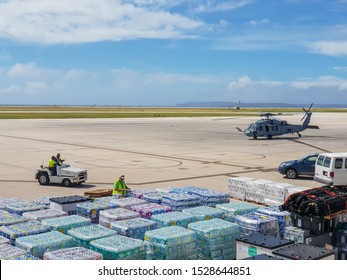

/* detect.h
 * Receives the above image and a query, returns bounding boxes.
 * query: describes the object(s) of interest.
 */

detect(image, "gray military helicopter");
[244,103,319,139]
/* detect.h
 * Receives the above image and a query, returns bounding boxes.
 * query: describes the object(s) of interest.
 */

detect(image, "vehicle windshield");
[299,154,318,162]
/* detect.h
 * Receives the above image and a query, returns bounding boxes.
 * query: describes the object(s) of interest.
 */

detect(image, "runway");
[0,112,346,200]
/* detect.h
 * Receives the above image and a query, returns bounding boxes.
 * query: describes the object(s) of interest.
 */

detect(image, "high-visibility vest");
[48,159,56,168]
[113,180,126,196]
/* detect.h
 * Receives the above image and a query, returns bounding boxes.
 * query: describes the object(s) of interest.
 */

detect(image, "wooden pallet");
[324,208,347,220]
[84,189,112,198]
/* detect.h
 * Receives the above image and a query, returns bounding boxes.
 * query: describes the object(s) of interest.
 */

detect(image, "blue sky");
[0,0,347,106]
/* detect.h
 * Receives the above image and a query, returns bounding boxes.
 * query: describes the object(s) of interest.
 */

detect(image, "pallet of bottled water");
[233,213,279,237]
[43,246,103,260]
[188,218,240,260]
[22,209,67,222]
[284,184,309,200]
[161,193,201,211]
[5,200,46,215]
[10,254,41,260]
[145,226,197,260]
[0,220,51,244]
[76,200,118,223]
[170,186,209,194]
[99,208,140,228]
[151,211,197,228]
[228,177,256,200]
[142,192,167,204]
[42,215,91,234]
[182,206,226,221]
[0,243,27,259]
[0,209,28,226]
[130,203,172,219]
[0,235,10,245]
[111,197,147,209]
[245,179,276,204]
[255,206,292,238]
[15,231,76,258]
[90,235,147,260]
[0,198,26,211]
[215,202,260,222]
[93,195,122,204]
[110,218,158,240]
[129,189,156,199]
[31,197,52,209]
[67,224,116,248]
[155,186,175,193]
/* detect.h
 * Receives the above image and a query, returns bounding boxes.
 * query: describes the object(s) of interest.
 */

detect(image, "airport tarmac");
[0,112,346,201]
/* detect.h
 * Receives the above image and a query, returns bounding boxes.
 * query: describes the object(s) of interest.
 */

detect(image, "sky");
[0,0,347,106]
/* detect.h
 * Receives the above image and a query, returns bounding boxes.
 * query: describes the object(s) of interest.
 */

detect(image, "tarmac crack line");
[289,139,331,153]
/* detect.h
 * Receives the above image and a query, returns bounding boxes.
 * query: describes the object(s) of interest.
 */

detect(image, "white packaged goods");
[142,192,167,204]
[255,206,292,238]
[41,215,91,234]
[99,208,139,228]
[5,201,45,215]
[111,197,147,209]
[228,177,256,200]
[215,202,260,222]
[284,226,310,243]
[151,211,197,228]
[145,226,197,260]
[162,193,201,211]
[0,243,27,259]
[110,218,158,240]
[0,209,28,226]
[130,203,172,219]
[245,179,275,204]
[233,213,279,237]
[188,218,240,260]
[0,198,27,210]
[67,225,116,248]
[182,206,226,221]
[75,200,118,223]
[90,235,147,260]
[284,185,309,200]
[129,189,156,199]
[0,235,10,245]
[43,247,103,260]
[0,220,51,244]
[15,231,76,258]
[22,209,67,222]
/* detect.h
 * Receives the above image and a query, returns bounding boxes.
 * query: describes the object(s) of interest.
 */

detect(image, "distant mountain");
[176,102,347,108]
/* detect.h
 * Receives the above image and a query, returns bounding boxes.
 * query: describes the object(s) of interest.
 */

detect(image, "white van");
[314,153,347,186]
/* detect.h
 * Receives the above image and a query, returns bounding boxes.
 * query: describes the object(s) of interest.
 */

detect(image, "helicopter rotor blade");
[301,103,314,121]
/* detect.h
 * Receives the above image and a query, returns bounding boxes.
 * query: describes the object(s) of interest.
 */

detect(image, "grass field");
[0,106,346,119]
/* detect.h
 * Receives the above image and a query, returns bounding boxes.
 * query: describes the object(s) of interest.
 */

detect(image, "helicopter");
[243,103,319,139]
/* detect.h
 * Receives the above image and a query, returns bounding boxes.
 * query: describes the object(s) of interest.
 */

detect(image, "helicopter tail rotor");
[301,103,313,121]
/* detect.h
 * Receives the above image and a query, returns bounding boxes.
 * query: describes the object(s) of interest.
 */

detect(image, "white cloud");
[333,66,347,71]
[0,85,21,94]
[6,63,41,78]
[63,69,86,80]
[248,18,270,26]
[25,81,49,95]
[227,76,252,89]
[0,0,203,44]
[195,0,254,13]
[311,41,347,56]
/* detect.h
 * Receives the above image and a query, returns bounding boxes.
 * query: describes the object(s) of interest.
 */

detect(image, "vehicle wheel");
[253,136,257,139]
[62,179,71,187]
[267,135,273,139]
[286,168,298,179]
[38,173,49,185]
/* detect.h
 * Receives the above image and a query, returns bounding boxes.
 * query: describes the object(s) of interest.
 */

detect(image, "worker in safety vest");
[48,156,57,176]
[113,175,128,197]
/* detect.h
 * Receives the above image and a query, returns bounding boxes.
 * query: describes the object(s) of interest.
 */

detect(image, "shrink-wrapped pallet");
[76,200,117,223]
[42,215,91,234]
[0,209,28,226]
[0,243,27,259]
[215,202,260,222]
[110,197,147,209]
[228,177,255,200]
[151,211,197,228]
[31,197,52,209]
[145,226,197,260]
[0,198,27,211]
[142,192,167,204]
[130,203,172,219]
[182,206,226,221]
[22,209,67,222]
[90,235,147,260]
[15,231,75,258]
[245,179,275,204]
[0,220,51,244]
[43,246,103,260]
[67,225,116,248]
[99,208,139,228]
[110,218,157,240]
[188,218,240,260]
[233,213,279,237]
[0,235,10,245]
[5,201,45,215]
[162,193,201,211]
[128,189,155,199]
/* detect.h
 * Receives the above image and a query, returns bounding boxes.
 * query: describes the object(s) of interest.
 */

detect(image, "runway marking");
[0,134,266,170]
[289,139,331,152]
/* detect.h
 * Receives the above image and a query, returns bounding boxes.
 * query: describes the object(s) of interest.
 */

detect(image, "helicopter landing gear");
[252,131,257,139]
[297,132,301,137]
